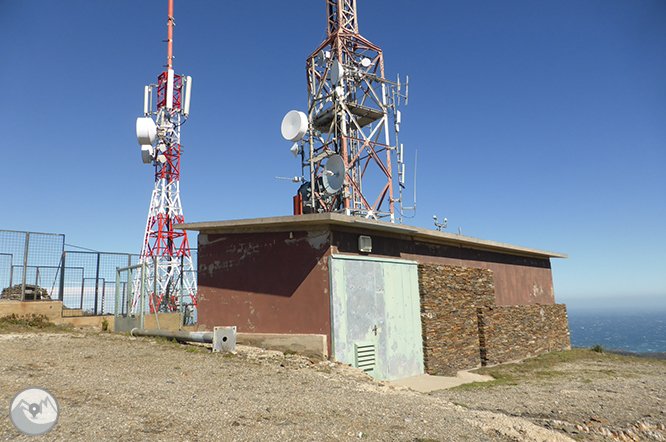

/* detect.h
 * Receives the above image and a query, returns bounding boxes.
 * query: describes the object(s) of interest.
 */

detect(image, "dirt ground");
[0,327,664,441]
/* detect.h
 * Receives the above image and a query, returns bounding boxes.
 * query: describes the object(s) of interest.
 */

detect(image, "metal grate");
[354,342,376,374]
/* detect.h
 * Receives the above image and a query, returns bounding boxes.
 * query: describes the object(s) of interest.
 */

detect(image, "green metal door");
[329,255,423,381]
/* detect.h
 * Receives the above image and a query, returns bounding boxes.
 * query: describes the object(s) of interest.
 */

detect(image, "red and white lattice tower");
[282,0,411,221]
[133,0,196,314]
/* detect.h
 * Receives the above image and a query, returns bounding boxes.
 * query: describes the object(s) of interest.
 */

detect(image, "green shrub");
[591,344,604,353]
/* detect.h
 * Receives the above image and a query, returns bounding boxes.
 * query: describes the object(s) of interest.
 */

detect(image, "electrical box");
[213,326,237,352]
[358,235,372,253]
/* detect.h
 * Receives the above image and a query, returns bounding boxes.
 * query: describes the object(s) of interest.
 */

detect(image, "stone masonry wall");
[418,263,571,375]
[479,304,571,365]
[418,264,495,375]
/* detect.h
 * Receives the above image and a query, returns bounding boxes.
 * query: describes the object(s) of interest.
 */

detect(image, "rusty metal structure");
[284,0,411,221]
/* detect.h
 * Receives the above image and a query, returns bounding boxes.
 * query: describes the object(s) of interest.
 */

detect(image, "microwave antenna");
[281,0,414,222]
[133,0,196,316]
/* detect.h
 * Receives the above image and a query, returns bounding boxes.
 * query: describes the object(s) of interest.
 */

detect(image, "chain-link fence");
[0,230,65,301]
[0,229,197,316]
[62,251,141,316]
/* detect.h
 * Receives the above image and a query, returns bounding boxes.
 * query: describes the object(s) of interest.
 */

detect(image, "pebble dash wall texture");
[418,263,571,375]
[418,264,495,375]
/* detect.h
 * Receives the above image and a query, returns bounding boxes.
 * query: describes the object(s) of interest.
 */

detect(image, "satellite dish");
[141,145,154,164]
[360,57,372,68]
[316,50,330,67]
[322,154,345,193]
[281,110,308,142]
[331,60,345,85]
[136,117,156,146]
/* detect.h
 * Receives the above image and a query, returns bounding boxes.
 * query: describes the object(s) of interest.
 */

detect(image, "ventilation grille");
[354,342,376,374]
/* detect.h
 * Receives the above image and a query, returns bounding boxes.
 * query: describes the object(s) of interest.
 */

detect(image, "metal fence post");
[58,252,66,302]
[21,232,29,301]
[115,267,121,323]
[93,253,101,315]
[126,267,133,318]
[140,261,146,329]
[179,254,184,330]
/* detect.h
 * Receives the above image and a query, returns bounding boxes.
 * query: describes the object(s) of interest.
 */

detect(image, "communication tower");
[281,0,412,221]
[133,0,196,314]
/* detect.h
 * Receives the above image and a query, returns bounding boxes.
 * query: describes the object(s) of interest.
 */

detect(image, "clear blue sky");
[1,1,664,308]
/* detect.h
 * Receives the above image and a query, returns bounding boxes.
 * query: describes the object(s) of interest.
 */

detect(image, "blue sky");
[1,1,664,308]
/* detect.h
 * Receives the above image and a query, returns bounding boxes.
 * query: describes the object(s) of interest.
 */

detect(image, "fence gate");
[329,255,423,381]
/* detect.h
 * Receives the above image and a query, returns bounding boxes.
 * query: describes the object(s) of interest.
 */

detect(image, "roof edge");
[176,213,567,259]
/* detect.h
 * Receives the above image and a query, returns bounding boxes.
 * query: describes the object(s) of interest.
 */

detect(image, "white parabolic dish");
[323,154,345,193]
[281,110,308,142]
[136,117,157,146]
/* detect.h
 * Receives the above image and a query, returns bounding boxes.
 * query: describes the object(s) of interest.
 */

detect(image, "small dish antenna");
[316,50,330,67]
[360,57,372,68]
[136,117,157,146]
[331,60,345,85]
[281,110,308,142]
[322,154,345,193]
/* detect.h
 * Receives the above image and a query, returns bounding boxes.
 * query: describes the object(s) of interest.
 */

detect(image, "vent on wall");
[354,341,376,374]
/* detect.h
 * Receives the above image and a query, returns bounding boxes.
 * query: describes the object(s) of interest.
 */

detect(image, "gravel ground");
[436,351,666,441]
[0,330,662,442]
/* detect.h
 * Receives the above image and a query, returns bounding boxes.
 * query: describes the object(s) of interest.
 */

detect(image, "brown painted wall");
[196,230,333,343]
[331,231,555,306]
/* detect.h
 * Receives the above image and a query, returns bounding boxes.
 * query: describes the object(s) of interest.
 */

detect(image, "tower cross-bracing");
[133,0,196,315]
[286,0,410,221]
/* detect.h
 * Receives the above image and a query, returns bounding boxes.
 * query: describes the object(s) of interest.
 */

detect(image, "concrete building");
[180,213,570,381]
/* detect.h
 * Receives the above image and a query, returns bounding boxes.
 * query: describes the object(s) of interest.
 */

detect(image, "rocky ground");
[0,326,664,441]
[436,350,666,441]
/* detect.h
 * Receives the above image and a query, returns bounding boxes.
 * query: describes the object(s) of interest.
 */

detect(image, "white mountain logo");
[9,387,59,436]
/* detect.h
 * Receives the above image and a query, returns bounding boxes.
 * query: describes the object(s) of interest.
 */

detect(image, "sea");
[567,305,666,354]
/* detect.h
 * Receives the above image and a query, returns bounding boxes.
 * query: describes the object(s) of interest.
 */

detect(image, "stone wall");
[418,264,495,375]
[418,263,570,375]
[479,304,571,365]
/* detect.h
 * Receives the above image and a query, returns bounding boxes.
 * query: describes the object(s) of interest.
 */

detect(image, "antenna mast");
[282,0,412,221]
[134,0,196,317]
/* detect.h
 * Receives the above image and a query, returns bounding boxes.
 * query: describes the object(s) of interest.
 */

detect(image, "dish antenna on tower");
[132,0,197,315]
[322,154,345,193]
[278,0,416,221]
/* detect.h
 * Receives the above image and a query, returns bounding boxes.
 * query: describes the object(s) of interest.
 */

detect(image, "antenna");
[143,86,151,116]
[183,76,192,116]
[281,0,411,221]
[281,110,308,142]
[133,0,196,315]
[322,154,345,193]
[433,215,447,231]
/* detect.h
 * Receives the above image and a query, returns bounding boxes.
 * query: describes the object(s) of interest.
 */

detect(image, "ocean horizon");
[566,305,666,354]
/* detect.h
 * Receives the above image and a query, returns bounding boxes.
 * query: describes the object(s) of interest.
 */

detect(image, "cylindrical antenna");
[167,0,174,70]
[183,76,192,116]
[413,149,417,207]
[166,69,174,110]
[405,75,409,105]
[143,85,150,116]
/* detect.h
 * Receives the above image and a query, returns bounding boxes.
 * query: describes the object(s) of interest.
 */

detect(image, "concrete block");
[213,326,237,352]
